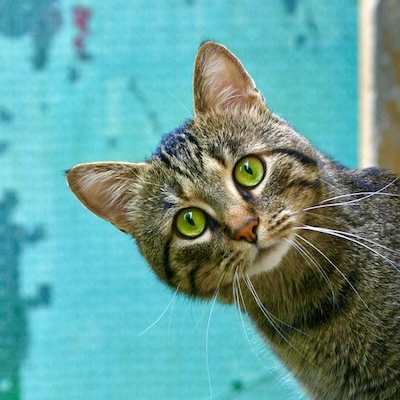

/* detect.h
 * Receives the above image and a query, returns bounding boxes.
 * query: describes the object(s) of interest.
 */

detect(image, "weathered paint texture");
[376,0,400,174]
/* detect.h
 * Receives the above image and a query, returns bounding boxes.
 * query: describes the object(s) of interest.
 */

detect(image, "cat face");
[67,42,322,300]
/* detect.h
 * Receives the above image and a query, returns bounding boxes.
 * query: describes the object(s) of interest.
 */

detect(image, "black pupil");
[185,213,195,226]
[244,163,253,175]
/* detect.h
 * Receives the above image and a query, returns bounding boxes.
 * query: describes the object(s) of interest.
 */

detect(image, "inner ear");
[66,162,148,233]
[193,42,267,115]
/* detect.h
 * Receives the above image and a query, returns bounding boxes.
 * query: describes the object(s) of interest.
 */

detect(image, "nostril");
[233,218,259,244]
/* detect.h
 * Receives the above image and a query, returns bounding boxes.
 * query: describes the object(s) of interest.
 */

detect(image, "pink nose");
[233,218,259,244]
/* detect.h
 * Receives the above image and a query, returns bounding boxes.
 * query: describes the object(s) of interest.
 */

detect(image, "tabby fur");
[67,42,400,399]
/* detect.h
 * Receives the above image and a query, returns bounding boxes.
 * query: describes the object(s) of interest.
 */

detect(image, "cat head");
[67,42,322,299]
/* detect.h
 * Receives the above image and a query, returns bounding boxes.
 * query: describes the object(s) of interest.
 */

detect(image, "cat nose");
[233,218,259,244]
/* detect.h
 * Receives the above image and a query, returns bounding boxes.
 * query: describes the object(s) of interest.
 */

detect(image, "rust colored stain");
[379,100,400,174]
[72,6,92,59]
[394,49,400,85]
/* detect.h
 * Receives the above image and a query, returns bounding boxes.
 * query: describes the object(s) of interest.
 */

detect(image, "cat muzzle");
[232,217,259,244]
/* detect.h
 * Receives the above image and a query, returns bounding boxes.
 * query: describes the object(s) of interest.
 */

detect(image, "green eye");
[234,156,265,188]
[175,208,207,239]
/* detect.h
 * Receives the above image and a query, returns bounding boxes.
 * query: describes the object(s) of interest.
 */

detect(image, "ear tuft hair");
[67,162,148,233]
[193,42,266,116]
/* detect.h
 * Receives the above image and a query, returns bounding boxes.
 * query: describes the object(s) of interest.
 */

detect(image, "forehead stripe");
[159,150,193,180]
[270,148,317,167]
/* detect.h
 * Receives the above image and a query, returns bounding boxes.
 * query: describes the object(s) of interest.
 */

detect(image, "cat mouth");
[247,240,291,276]
[258,243,279,256]
[256,243,280,263]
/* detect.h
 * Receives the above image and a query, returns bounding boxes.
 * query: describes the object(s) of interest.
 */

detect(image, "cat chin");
[246,240,291,277]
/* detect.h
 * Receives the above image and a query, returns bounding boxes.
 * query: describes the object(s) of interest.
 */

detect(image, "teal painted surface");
[0,1,357,399]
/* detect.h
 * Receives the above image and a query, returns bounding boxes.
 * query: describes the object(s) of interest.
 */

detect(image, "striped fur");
[67,42,400,399]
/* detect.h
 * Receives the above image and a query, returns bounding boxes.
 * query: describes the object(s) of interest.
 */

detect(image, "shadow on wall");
[0,146,51,399]
[0,0,62,70]
[0,0,93,73]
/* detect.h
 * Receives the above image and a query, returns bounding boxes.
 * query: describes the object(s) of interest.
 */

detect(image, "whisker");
[287,236,337,306]
[319,178,399,205]
[193,251,237,298]
[190,262,231,336]
[319,191,400,205]
[206,288,219,400]
[204,260,233,400]
[295,233,381,324]
[295,225,400,267]
[301,211,340,224]
[244,275,313,363]
[296,178,399,214]
[244,273,311,339]
[317,177,342,191]
[138,285,179,336]
[233,269,269,367]
[166,90,193,119]
[321,228,400,256]
[190,296,212,333]
[288,202,360,218]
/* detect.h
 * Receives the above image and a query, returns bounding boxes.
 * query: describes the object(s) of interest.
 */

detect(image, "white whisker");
[206,289,219,400]
[295,225,399,268]
[320,178,399,204]
[167,90,193,119]
[244,275,313,364]
[138,286,179,336]
[297,178,399,214]
[245,274,310,339]
[287,236,336,306]
[320,228,400,256]
[204,261,233,400]
[233,269,268,367]
[190,296,212,334]
[295,233,381,324]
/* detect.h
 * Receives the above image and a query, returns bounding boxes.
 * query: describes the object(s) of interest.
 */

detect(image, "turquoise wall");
[0,1,357,399]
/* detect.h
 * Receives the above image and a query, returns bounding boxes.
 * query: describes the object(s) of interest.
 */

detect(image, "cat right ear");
[66,162,148,233]
[193,41,267,116]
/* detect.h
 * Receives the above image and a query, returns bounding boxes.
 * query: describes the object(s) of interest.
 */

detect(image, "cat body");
[67,42,400,399]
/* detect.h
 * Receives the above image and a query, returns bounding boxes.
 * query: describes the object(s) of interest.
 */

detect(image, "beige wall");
[360,0,400,174]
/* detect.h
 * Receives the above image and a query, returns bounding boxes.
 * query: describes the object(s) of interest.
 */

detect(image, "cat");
[66,41,400,399]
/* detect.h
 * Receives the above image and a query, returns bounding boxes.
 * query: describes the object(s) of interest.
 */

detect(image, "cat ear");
[66,162,148,233]
[193,41,267,115]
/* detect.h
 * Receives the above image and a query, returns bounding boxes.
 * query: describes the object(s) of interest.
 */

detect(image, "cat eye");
[233,156,265,188]
[175,207,207,239]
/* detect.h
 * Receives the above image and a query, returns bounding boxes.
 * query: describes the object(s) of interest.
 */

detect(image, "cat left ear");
[66,162,148,233]
[193,41,267,116]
